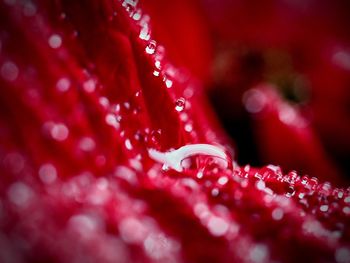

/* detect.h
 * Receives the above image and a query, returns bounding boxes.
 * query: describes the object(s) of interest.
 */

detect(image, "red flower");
[0,1,349,263]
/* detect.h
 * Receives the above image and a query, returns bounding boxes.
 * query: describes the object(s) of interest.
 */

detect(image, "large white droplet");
[48,34,62,49]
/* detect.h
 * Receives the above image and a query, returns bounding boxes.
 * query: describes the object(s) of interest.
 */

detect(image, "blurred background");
[141,0,350,185]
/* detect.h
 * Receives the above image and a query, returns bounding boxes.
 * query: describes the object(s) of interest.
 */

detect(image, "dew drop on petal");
[249,244,269,263]
[207,216,229,236]
[139,25,151,41]
[175,97,185,112]
[39,163,57,184]
[50,123,69,141]
[165,78,173,88]
[7,182,33,207]
[83,79,96,93]
[132,8,142,20]
[145,40,156,55]
[243,89,266,114]
[48,34,62,49]
[344,196,350,203]
[271,208,284,220]
[218,176,228,185]
[105,114,120,129]
[125,139,133,150]
[184,123,193,133]
[56,78,70,92]
[79,137,95,152]
[68,214,101,238]
[1,61,19,81]
[320,205,329,212]
[119,217,147,244]
[342,207,350,215]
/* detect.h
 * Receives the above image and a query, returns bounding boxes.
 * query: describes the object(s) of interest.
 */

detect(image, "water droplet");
[56,77,70,92]
[211,188,220,197]
[139,24,151,41]
[256,180,266,190]
[175,97,185,112]
[320,205,329,212]
[184,123,193,133]
[145,40,156,55]
[105,114,120,129]
[243,88,267,114]
[39,163,57,184]
[79,137,95,152]
[207,216,229,236]
[99,97,110,108]
[1,61,19,81]
[249,244,269,263]
[272,208,284,220]
[83,79,96,93]
[7,182,34,207]
[344,196,350,204]
[218,176,228,185]
[196,170,204,179]
[153,70,160,77]
[125,139,133,150]
[68,214,102,238]
[184,88,194,98]
[50,123,69,141]
[165,78,173,88]
[342,207,350,215]
[132,9,142,20]
[48,34,62,49]
[119,217,147,244]
[286,186,295,197]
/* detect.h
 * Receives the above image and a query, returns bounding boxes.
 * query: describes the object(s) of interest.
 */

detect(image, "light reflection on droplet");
[243,89,266,114]
[165,79,173,88]
[79,137,95,152]
[56,78,70,92]
[48,34,62,49]
[68,214,101,238]
[50,123,69,141]
[7,182,34,207]
[125,139,133,150]
[119,217,147,244]
[105,114,120,129]
[184,123,193,133]
[83,79,96,93]
[207,216,229,236]
[271,208,284,220]
[320,205,329,212]
[145,40,156,55]
[249,244,269,263]
[175,97,185,112]
[139,24,151,41]
[39,163,57,184]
